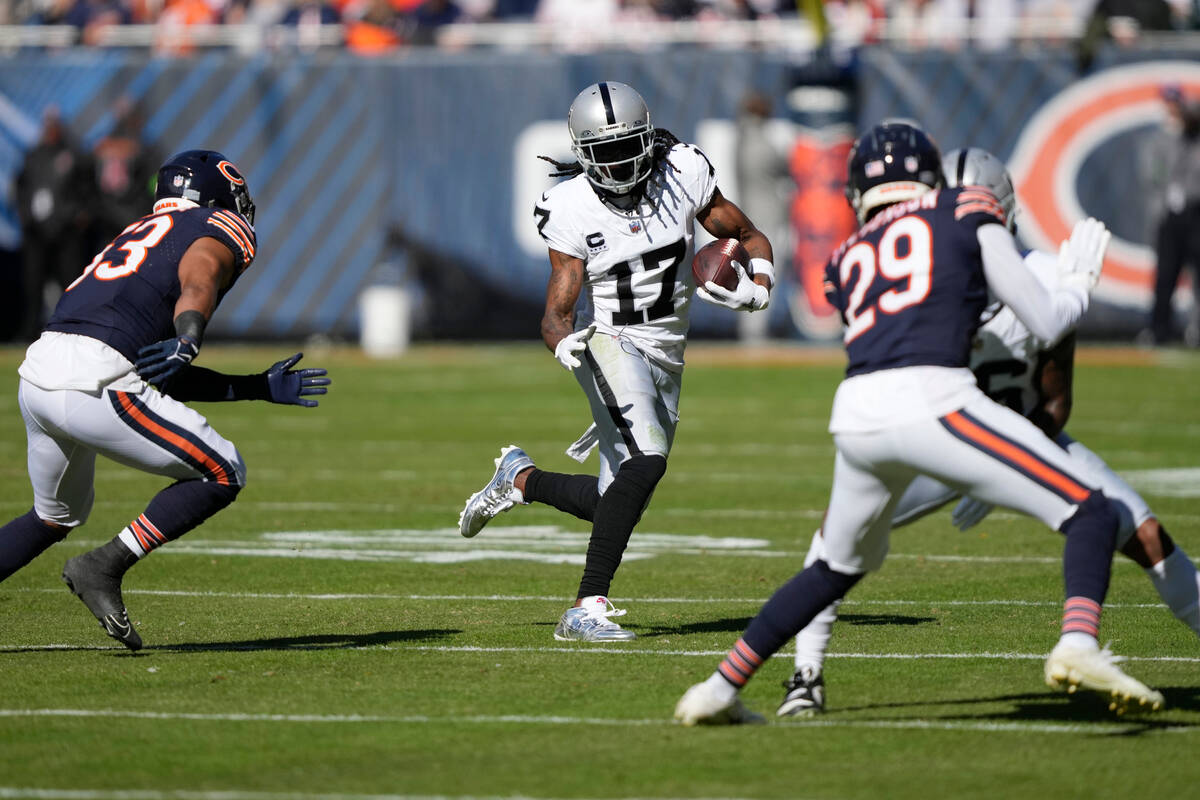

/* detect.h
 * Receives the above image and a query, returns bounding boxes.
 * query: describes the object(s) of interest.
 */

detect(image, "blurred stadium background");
[1,0,1197,345]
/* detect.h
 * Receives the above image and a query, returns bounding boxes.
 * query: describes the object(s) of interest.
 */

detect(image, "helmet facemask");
[573,126,654,196]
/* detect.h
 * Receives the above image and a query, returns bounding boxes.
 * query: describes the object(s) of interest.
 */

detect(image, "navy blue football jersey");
[823,187,1006,377]
[46,206,256,363]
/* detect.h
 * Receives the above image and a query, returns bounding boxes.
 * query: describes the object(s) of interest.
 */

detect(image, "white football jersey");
[535,143,719,373]
[969,249,1061,416]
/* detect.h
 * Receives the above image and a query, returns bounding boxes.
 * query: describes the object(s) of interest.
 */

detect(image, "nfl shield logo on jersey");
[629,220,642,234]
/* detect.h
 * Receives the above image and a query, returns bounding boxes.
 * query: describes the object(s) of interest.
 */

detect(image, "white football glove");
[696,260,770,312]
[951,496,994,531]
[553,324,596,371]
[1056,217,1111,295]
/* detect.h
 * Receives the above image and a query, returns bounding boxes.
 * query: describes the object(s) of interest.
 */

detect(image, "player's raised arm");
[977,218,1108,345]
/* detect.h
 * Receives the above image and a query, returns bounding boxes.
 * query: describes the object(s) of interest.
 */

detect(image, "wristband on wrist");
[174,309,207,344]
[749,258,776,288]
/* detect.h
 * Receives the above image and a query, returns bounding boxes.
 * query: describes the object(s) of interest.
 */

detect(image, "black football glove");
[264,353,330,407]
[136,336,200,386]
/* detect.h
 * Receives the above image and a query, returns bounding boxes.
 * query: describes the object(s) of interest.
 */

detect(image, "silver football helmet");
[941,147,1017,231]
[568,81,655,196]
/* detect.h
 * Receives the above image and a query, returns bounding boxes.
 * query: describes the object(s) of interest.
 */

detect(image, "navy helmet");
[155,150,255,226]
[845,120,943,224]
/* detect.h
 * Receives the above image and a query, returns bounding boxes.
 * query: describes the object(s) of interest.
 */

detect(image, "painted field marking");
[41,523,1200,567]
[4,642,1197,663]
[50,541,1189,567]
[0,712,1191,738]
[19,588,1180,609]
[1123,467,1200,498]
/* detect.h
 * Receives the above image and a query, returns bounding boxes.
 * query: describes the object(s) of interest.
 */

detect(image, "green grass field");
[0,342,1197,800]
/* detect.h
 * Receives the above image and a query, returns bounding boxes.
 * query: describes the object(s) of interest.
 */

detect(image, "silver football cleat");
[458,445,534,538]
[553,595,637,642]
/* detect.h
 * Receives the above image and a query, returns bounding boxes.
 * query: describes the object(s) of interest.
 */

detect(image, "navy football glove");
[265,353,330,407]
[136,336,200,386]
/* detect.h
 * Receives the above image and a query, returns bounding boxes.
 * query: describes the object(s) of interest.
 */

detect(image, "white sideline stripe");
[0,714,1190,738]
[6,643,1198,663]
[20,588,1178,609]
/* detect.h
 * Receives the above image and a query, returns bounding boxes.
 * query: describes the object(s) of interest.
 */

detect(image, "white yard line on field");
[20,588,1175,609]
[4,642,1198,663]
[47,541,1181,566]
[0,713,1190,738]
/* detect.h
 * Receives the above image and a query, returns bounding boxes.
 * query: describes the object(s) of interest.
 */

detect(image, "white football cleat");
[553,595,636,642]
[674,681,765,726]
[458,445,534,538]
[1044,640,1164,714]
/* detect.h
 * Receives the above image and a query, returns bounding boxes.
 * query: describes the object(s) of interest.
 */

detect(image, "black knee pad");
[616,454,667,492]
[610,454,667,510]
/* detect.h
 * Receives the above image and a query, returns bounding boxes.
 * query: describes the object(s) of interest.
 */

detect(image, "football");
[692,238,748,292]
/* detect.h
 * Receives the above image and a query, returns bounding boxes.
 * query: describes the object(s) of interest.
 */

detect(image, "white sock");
[703,670,738,703]
[1146,546,1200,637]
[1058,631,1098,651]
[794,529,838,672]
[117,527,147,559]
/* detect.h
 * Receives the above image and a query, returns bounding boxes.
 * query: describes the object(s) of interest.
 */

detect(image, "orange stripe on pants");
[944,412,1090,502]
[117,393,231,484]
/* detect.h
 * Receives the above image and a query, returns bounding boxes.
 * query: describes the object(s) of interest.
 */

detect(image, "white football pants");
[823,393,1100,574]
[574,331,680,494]
[19,379,246,527]
[891,432,1152,548]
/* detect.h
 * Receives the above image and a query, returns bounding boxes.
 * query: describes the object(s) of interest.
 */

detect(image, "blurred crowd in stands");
[13,102,160,339]
[0,0,1195,54]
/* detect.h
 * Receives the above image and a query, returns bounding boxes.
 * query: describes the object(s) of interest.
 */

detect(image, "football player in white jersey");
[777,147,1200,718]
[458,81,775,641]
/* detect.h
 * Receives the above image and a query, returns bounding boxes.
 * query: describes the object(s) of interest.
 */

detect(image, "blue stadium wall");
[0,46,1192,340]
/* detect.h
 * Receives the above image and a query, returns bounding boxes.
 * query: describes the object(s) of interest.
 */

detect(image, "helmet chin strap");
[589,170,654,212]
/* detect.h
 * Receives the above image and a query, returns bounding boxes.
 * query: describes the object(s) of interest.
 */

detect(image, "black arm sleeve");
[159,366,270,403]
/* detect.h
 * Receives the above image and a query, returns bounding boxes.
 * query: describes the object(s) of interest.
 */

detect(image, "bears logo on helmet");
[155,149,256,226]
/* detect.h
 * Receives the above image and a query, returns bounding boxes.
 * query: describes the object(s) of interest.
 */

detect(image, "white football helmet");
[568,81,655,196]
[941,147,1017,231]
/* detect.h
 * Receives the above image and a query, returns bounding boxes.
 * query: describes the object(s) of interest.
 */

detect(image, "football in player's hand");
[692,238,749,291]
